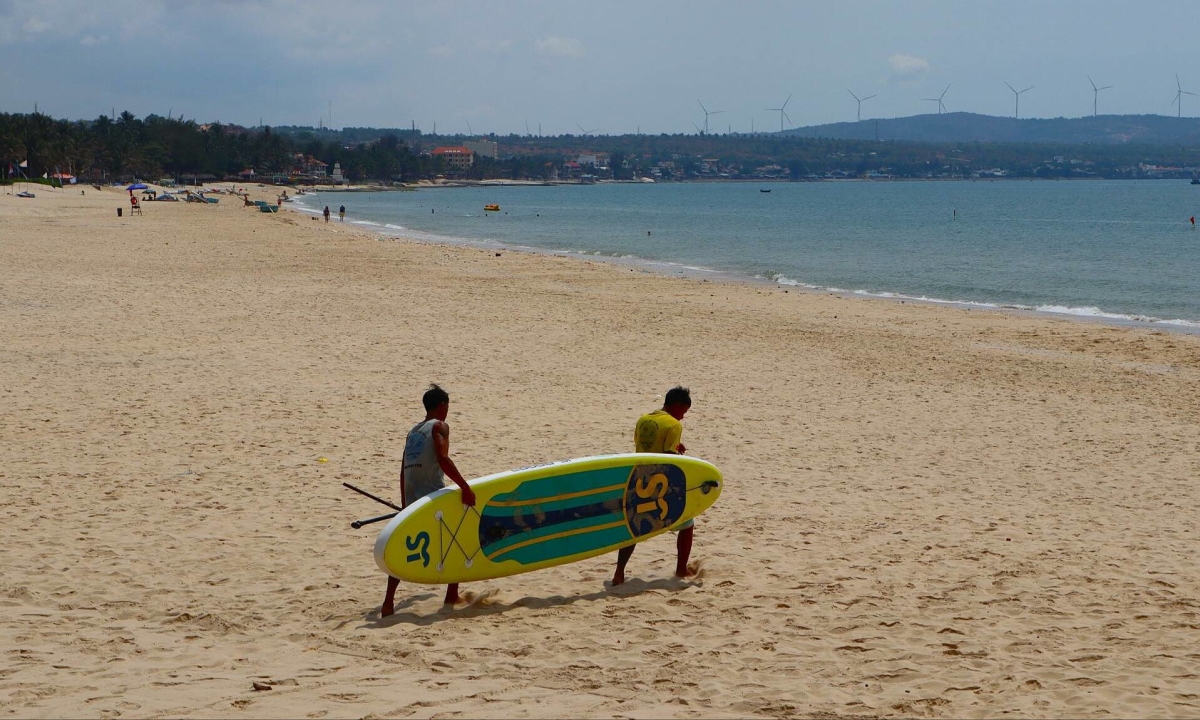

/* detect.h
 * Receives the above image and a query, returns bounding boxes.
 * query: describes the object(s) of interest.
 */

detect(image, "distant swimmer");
[1191,216,1195,228]
[381,384,477,616]
[613,386,697,586]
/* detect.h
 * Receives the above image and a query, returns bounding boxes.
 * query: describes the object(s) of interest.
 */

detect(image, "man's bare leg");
[444,583,461,605]
[381,576,400,617]
[675,527,695,578]
[612,545,635,586]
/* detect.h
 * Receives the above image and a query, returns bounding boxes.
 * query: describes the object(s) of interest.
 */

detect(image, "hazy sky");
[3,0,1199,135]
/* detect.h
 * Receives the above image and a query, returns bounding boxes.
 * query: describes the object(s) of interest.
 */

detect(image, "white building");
[464,139,498,160]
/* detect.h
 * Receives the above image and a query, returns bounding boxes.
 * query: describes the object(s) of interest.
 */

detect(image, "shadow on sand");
[362,575,700,629]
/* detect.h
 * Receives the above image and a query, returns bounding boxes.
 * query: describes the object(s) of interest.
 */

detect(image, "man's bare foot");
[443,584,461,605]
[675,560,700,579]
[381,601,395,617]
[611,569,625,586]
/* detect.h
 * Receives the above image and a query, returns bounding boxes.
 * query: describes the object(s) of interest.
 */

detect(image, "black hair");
[422,383,450,411]
[664,385,691,407]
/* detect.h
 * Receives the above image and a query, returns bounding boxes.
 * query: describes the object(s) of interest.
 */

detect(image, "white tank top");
[402,419,445,504]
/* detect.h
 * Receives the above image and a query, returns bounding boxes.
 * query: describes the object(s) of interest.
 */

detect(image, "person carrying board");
[381,384,477,616]
[612,386,697,586]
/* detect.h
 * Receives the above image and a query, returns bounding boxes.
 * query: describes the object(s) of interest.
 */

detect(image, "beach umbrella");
[126,183,148,191]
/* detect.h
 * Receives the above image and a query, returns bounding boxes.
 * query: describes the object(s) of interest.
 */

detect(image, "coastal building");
[286,155,330,184]
[331,162,344,183]
[464,139,498,160]
[432,146,475,171]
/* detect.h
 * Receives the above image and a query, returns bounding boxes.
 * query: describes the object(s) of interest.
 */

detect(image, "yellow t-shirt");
[634,410,683,454]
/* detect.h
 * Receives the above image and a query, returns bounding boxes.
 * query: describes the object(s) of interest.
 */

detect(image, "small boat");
[760,189,772,193]
[1191,178,1200,185]
[484,204,500,211]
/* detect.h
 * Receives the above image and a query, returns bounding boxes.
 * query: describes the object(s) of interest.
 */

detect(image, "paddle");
[351,512,398,530]
[344,482,402,529]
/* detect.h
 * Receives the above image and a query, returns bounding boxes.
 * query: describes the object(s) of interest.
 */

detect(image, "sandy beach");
[2,184,1200,718]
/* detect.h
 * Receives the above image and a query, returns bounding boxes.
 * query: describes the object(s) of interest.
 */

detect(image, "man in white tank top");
[381,384,476,616]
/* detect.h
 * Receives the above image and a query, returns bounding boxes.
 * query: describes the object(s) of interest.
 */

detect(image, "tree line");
[5,110,1200,184]
[0,112,436,182]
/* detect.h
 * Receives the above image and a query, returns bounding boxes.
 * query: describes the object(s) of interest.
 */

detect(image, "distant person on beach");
[612,385,696,586]
[339,205,346,222]
[381,384,477,616]
[323,206,330,222]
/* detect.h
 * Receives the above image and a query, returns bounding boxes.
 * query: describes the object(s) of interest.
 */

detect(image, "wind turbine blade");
[711,110,725,116]
[1186,91,1199,97]
[698,100,708,114]
[1005,81,1016,93]
[847,89,859,101]
[693,122,703,133]
[864,95,877,101]
[782,93,793,110]
[1088,75,1097,91]
[1177,73,1182,91]
[1022,87,1034,93]
[782,111,792,125]
[941,84,951,99]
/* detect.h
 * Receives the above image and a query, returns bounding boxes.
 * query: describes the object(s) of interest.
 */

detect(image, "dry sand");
[2,184,1200,718]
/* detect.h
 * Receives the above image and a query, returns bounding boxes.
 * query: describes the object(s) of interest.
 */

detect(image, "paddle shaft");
[342,482,402,511]
[351,512,398,529]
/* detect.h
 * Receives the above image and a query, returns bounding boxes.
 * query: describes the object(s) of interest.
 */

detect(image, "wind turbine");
[575,123,598,136]
[921,84,950,114]
[765,93,793,133]
[1005,82,1033,119]
[847,89,877,122]
[1088,76,1113,117]
[1172,73,1197,118]
[697,100,724,134]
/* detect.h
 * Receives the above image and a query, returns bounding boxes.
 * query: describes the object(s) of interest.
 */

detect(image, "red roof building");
[431,146,475,171]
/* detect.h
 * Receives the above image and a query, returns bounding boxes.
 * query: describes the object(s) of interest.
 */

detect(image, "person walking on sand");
[323,205,330,222]
[381,384,477,616]
[612,386,697,586]
[339,204,346,222]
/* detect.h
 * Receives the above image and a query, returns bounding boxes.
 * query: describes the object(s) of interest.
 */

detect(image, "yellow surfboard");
[374,453,722,584]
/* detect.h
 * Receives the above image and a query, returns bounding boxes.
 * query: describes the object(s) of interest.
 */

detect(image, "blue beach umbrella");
[126,183,148,191]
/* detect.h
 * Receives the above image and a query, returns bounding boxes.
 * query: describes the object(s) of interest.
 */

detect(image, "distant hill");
[782,113,1200,145]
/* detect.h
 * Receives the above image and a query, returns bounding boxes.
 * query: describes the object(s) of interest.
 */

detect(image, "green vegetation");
[0,112,434,183]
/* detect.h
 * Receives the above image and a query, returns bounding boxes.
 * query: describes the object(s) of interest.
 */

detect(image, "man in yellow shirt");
[613,386,696,585]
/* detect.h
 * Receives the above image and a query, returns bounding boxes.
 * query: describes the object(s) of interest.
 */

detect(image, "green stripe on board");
[480,486,625,518]
[489,465,632,504]
[491,522,634,565]
[482,507,627,558]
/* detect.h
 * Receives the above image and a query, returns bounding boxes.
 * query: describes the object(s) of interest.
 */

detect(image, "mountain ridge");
[781,112,1200,145]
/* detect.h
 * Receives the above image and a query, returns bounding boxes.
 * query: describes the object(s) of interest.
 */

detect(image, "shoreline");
[283,191,1200,336]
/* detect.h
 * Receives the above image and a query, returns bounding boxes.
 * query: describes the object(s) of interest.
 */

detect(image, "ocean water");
[293,180,1200,328]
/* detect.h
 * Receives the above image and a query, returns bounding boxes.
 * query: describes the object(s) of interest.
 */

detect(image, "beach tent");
[126,183,148,191]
